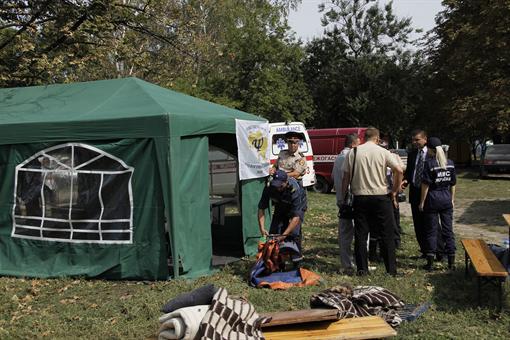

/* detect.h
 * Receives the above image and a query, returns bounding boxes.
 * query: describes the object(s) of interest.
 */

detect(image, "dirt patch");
[399,199,509,244]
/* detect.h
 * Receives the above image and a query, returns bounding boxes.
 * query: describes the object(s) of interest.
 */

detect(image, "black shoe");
[423,255,434,271]
[448,255,455,270]
[356,270,369,276]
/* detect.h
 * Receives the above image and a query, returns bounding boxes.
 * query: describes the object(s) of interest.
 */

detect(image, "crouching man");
[258,170,307,261]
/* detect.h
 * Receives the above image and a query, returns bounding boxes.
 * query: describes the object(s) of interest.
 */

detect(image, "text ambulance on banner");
[235,119,270,180]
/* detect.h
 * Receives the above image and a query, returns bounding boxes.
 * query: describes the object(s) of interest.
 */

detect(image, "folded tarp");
[249,240,320,289]
[251,261,321,290]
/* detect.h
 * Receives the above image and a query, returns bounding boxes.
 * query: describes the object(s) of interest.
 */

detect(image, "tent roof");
[0,77,264,144]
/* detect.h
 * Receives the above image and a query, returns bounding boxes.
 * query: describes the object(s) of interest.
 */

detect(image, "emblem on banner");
[248,130,268,161]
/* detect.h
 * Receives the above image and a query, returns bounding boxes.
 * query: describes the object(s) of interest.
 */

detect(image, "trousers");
[338,217,354,269]
[353,195,397,274]
[424,208,456,256]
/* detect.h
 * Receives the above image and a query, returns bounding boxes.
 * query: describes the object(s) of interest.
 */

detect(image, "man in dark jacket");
[258,170,307,253]
[402,129,429,258]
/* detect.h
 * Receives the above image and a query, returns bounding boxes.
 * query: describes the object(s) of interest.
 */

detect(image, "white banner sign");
[235,119,270,180]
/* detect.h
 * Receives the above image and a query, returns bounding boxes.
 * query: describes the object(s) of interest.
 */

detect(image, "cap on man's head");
[427,137,442,148]
[285,131,302,141]
[270,169,288,188]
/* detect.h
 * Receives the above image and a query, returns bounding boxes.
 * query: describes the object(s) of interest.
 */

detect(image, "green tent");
[0,77,266,280]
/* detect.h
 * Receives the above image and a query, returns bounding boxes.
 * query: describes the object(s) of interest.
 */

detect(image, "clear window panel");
[13,143,134,244]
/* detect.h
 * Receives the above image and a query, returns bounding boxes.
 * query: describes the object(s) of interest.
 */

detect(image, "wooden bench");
[503,214,510,242]
[461,239,508,310]
[262,315,396,340]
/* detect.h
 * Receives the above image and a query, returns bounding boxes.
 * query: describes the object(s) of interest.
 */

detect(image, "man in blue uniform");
[258,170,307,255]
[419,137,457,270]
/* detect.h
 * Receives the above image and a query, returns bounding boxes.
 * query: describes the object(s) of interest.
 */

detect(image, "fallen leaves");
[119,293,132,300]
[59,296,80,305]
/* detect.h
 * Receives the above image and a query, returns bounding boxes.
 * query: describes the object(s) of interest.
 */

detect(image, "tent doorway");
[208,135,244,266]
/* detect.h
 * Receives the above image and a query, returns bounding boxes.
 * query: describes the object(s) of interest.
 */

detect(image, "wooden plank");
[261,309,339,328]
[503,214,510,237]
[263,316,396,340]
[461,239,508,277]
[503,214,510,226]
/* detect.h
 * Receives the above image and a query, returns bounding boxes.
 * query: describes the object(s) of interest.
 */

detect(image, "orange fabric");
[256,268,321,290]
[254,240,321,290]
[257,240,283,273]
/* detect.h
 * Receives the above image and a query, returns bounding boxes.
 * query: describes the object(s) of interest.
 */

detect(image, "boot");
[448,255,455,270]
[423,255,434,271]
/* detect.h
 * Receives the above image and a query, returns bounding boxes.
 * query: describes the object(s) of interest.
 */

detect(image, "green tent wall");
[0,78,266,280]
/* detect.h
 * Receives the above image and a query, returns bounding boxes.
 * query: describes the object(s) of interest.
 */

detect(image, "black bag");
[339,148,357,220]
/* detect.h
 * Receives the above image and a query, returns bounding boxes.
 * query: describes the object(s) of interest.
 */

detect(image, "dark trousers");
[369,203,401,259]
[424,208,456,256]
[410,203,427,254]
[409,186,427,254]
[394,205,401,247]
[353,195,397,274]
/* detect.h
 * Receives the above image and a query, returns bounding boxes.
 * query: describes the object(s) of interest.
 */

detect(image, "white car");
[209,146,237,197]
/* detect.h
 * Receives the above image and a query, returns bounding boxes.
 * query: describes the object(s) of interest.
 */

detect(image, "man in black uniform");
[258,170,306,255]
[402,129,429,258]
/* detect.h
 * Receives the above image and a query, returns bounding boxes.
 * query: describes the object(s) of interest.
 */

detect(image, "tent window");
[12,143,134,244]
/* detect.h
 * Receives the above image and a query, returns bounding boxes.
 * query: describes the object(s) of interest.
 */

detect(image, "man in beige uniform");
[270,131,307,185]
[341,127,403,276]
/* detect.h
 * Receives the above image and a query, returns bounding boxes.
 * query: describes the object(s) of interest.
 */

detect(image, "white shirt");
[342,141,399,196]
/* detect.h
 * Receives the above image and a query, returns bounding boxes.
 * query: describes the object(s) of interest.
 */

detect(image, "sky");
[288,0,444,41]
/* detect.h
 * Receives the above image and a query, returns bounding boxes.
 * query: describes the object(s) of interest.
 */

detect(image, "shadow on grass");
[480,175,510,181]
[458,199,510,228]
[457,169,481,179]
[457,168,510,181]
[302,246,340,273]
[428,268,508,312]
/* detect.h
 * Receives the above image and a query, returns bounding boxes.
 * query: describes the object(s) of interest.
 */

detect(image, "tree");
[0,0,312,123]
[429,0,510,144]
[0,1,181,85]
[196,0,313,123]
[303,0,423,143]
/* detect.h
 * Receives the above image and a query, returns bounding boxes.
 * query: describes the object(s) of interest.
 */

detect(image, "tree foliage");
[0,0,312,123]
[429,0,510,142]
[304,0,422,142]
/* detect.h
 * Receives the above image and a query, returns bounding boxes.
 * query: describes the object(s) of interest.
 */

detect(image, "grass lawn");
[455,169,510,200]
[1,179,509,338]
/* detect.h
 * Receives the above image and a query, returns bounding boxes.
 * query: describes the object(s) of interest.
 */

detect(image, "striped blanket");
[310,285,405,327]
[197,288,270,340]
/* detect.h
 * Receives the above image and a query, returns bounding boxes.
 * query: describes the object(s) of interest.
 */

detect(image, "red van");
[308,128,367,193]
